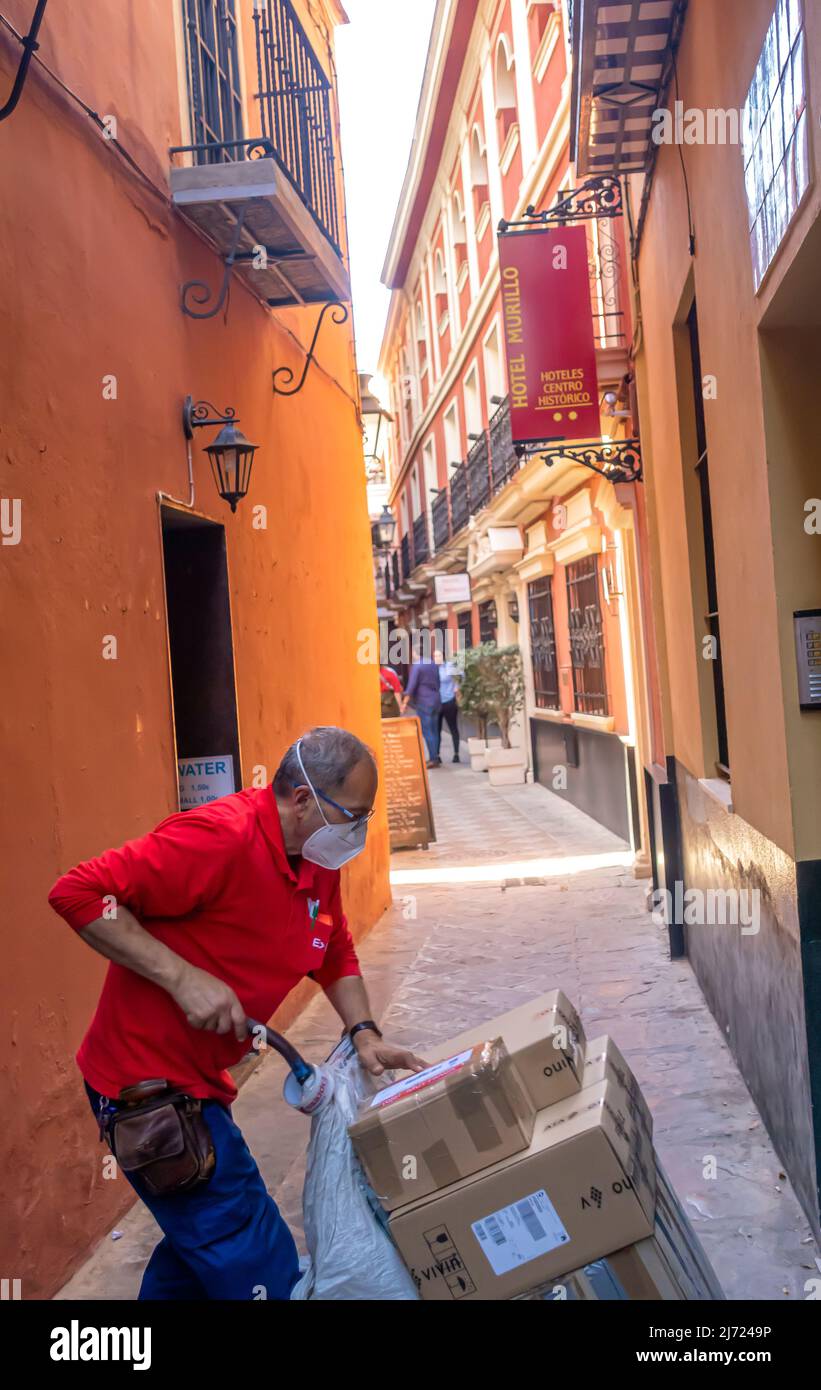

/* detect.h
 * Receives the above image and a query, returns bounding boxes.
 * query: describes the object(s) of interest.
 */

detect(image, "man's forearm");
[78,911,247,1038]
[323,974,374,1031]
[79,909,187,991]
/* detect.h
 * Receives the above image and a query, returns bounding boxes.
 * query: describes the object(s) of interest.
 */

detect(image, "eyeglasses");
[315,788,376,830]
[292,778,375,830]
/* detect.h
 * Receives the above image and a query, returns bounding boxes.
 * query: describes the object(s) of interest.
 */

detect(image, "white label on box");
[369,1048,474,1109]
[472,1189,570,1276]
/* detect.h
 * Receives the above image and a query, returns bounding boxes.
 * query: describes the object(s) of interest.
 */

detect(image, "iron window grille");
[566,555,609,716]
[478,600,498,646]
[400,532,411,585]
[528,577,560,710]
[458,610,474,650]
[391,551,400,593]
[253,0,342,253]
[182,0,245,164]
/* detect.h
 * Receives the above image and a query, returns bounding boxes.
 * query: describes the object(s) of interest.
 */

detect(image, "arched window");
[416,300,428,371]
[434,249,449,329]
[495,36,518,149]
[470,126,489,220]
[452,188,468,272]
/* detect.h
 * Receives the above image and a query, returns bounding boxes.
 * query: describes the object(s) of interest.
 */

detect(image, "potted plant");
[482,645,527,785]
[458,643,503,770]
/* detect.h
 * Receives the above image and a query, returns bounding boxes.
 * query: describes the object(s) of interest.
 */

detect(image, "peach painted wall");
[634,0,821,858]
[0,0,389,1297]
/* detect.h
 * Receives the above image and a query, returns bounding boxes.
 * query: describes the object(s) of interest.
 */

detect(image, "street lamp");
[182,396,259,513]
[508,595,520,623]
[373,504,397,551]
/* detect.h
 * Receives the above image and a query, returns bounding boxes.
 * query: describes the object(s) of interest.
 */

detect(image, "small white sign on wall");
[178,755,235,809]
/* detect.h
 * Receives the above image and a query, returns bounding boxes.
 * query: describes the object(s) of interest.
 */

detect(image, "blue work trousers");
[85,1082,300,1301]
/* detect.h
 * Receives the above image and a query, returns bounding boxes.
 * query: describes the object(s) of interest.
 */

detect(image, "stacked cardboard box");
[348,1038,535,1211]
[515,1162,724,1302]
[347,992,723,1301]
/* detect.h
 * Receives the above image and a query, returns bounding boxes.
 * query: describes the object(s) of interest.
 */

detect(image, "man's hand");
[353,1032,429,1077]
[169,963,247,1041]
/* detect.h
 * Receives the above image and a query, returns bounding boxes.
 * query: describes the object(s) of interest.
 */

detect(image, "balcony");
[413,512,430,568]
[450,463,471,536]
[170,0,349,308]
[400,532,412,584]
[432,488,451,552]
[466,434,491,513]
[489,397,520,494]
[569,0,684,178]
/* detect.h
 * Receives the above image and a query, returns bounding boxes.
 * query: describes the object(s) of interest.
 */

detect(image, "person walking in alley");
[434,647,462,763]
[401,647,442,766]
[48,727,426,1302]
[379,663,403,718]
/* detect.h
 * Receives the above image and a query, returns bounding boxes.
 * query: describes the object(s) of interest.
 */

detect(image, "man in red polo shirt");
[49,726,426,1301]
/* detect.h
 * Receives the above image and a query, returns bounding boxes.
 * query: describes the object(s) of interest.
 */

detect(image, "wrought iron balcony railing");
[253,0,341,254]
[490,397,520,494]
[413,512,430,568]
[449,462,471,536]
[391,551,400,592]
[466,433,491,513]
[400,532,411,585]
[432,488,451,552]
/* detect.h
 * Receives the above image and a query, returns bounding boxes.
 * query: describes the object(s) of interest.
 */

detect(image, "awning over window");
[570,0,685,175]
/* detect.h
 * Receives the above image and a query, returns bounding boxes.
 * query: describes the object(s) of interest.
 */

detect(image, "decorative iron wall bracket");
[182,397,238,439]
[180,206,248,320]
[515,436,642,485]
[0,0,49,123]
[272,301,349,397]
[498,175,622,232]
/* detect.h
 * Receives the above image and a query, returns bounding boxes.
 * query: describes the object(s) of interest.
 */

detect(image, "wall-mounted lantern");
[372,504,397,552]
[508,595,520,624]
[182,396,259,513]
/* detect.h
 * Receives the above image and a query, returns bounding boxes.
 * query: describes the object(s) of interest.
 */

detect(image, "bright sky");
[336,0,437,382]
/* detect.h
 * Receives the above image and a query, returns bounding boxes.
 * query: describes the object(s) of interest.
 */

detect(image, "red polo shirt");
[48,786,361,1105]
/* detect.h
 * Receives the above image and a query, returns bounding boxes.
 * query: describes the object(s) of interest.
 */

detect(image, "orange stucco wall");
[0,0,389,1298]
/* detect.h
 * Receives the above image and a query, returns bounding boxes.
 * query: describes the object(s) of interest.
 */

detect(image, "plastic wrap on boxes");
[291,1037,419,1301]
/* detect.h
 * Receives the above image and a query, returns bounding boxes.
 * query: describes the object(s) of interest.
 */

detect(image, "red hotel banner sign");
[498,224,600,445]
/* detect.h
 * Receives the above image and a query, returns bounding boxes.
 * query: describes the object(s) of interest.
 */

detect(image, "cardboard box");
[390,1071,656,1301]
[349,1039,534,1212]
[424,990,586,1111]
[515,1161,723,1302]
[582,1036,653,1142]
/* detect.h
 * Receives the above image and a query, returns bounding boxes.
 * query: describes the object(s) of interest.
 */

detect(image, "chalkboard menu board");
[381,717,436,851]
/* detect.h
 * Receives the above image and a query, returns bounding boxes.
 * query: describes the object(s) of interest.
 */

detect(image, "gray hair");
[273,726,375,797]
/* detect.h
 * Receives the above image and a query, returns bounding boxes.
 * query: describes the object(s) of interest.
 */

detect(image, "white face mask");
[295,742,370,870]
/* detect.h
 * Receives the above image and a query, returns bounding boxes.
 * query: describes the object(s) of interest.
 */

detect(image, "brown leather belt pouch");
[104,1083,216,1198]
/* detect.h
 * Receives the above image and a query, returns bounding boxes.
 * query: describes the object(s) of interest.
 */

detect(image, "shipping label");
[472,1188,570,1276]
[369,1048,474,1109]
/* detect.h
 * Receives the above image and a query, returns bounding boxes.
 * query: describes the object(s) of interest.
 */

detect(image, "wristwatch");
[349,1020,383,1043]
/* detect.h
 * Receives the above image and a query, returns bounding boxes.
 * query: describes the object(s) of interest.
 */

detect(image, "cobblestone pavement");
[59,755,820,1300]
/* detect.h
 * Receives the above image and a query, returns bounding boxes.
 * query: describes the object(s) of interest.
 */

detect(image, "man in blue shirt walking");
[401,655,442,767]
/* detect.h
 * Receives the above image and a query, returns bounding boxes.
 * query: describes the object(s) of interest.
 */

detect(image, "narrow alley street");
[58,753,819,1303]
